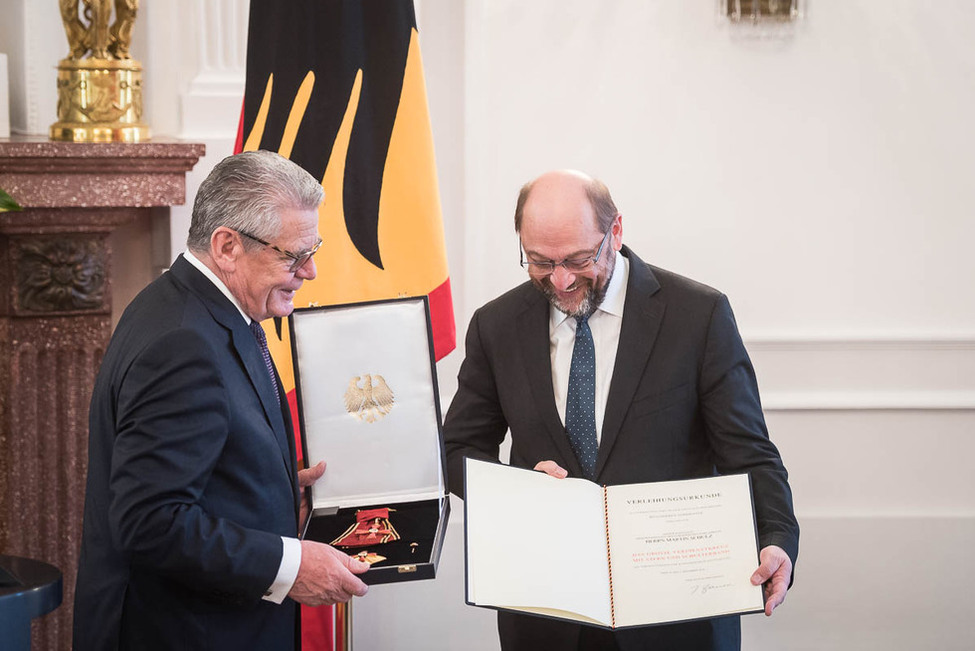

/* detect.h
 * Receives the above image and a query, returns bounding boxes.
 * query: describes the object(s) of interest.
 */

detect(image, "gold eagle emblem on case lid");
[344,374,395,423]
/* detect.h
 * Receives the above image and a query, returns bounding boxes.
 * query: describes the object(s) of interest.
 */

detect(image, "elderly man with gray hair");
[74,150,369,650]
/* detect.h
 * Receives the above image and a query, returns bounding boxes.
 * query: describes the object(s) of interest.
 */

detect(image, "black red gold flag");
[237,2,456,648]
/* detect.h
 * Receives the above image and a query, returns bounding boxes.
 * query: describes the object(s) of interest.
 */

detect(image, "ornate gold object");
[331,508,400,548]
[354,551,386,565]
[726,0,799,22]
[50,1,149,142]
[343,374,395,423]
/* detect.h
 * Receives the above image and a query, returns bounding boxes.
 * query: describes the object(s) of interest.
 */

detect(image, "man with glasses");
[444,170,798,651]
[74,150,369,650]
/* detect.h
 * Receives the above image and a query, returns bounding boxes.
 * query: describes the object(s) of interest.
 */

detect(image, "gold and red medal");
[330,508,400,548]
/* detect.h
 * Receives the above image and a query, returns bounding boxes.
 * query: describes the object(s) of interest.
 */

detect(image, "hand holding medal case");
[289,297,449,584]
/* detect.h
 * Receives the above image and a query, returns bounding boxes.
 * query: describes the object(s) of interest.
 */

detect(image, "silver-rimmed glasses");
[520,229,611,276]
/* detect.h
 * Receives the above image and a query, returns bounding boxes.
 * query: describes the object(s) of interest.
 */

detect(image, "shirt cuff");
[262,536,302,604]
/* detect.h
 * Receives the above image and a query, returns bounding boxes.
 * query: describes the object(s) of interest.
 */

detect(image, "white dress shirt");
[183,250,301,603]
[550,250,629,443]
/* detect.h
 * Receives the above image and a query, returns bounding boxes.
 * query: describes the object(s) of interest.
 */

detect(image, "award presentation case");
[288,297,449,585]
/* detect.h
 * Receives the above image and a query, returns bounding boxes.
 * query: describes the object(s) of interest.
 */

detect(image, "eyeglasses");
[238,230,323,273]
[520,229,611,276]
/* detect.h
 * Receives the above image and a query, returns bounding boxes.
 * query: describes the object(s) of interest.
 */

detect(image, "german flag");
[236,1,455,648]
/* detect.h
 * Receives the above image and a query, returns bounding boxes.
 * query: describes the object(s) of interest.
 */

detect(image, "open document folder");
[463,458,765,629]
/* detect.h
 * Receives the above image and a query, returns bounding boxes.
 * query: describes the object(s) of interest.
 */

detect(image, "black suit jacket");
[74,255,301,650]
[444,247,799,651]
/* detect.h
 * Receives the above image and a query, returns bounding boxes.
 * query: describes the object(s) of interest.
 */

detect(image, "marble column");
[0,137,204,651]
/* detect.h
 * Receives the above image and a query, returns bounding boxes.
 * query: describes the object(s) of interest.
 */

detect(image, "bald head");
[514,170,619,234]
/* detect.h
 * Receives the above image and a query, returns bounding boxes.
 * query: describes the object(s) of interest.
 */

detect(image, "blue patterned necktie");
[250,320,281,404]
[565,315,598,480]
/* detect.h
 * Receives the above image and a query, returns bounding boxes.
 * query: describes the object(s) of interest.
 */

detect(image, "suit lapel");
[170,257,297,487]
[516,288,586,477]
[230,324,295,473]
[272,362,301,521]
[595,247,665,480]
[241,341,300,523]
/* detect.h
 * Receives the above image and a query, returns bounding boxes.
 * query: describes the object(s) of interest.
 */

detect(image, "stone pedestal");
[0,137,204,650]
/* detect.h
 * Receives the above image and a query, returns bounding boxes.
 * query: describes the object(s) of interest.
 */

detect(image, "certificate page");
[465,458,612,626]
[604,474,764,628]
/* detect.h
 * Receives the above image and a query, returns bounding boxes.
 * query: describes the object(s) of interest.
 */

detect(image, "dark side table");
[0,555,63,650]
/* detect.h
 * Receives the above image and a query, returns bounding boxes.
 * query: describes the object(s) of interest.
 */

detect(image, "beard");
[532,255,616,319]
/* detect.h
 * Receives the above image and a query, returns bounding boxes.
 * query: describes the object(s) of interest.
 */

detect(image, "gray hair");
[514,175,619,234]
[187,150,324,253]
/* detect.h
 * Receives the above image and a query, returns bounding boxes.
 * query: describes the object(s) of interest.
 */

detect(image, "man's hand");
[297,460,326,531]
[750,545,792,616]
[288,541,370,606]
[533,460,568,479]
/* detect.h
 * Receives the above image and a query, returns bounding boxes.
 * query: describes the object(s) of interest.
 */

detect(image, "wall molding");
[742,334,975,412]
[762,390,975,411]
[744,333,975,350]
[794,511,975,520]
[178,0,248,140]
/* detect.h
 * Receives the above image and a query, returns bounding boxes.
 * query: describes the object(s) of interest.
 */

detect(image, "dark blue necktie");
[565,315,598,480]
[250,320,281,404]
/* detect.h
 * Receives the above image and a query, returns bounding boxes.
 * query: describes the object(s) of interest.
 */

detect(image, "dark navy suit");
[74,255,300,650]
[444,247,799,651]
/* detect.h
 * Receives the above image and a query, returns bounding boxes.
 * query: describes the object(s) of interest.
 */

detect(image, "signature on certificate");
[691,582,733,595]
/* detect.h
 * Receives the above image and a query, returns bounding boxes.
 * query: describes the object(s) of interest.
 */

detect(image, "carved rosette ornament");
[15,237,108,314]
[50,0,149,142]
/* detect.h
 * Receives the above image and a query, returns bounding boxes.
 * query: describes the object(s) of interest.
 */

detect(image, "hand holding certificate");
[463,458,765,629]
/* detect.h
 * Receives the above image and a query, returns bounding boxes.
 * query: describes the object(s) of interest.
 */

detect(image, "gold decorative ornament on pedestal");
[50,0,149,142]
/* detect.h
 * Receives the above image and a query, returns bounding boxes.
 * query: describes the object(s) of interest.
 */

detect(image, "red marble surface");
[0,137,205,207]
[0,136,203,651]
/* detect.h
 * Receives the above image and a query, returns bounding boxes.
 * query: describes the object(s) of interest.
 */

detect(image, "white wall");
[140,0,250,259]
[4,1,973,649]
[368,2,975,649]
